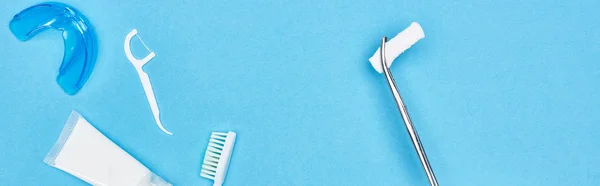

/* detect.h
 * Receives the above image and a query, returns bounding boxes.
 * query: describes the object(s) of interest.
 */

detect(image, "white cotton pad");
[369,22,425,73]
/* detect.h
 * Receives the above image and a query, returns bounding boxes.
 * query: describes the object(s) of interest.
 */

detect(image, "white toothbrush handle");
[137,70,173,135]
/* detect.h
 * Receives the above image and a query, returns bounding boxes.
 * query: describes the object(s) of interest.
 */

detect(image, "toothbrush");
[200,131,237,186]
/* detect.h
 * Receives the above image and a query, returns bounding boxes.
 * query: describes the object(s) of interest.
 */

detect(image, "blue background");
[1,0,600,185]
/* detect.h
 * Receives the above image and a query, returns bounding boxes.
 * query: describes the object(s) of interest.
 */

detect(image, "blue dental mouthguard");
[9,2,97,95]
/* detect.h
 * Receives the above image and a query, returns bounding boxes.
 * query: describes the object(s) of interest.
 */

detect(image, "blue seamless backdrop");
[1,0,599,185]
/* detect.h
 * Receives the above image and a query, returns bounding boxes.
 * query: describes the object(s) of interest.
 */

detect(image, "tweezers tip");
[380,36,388,69]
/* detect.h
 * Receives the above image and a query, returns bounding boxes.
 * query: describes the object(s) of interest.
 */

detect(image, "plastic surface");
[201,132,237,186]
[9,2,97,95]
[369,22,424,73]
[124,29,172,135]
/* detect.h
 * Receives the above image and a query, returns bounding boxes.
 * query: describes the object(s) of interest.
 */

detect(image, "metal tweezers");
[380,37,439,186]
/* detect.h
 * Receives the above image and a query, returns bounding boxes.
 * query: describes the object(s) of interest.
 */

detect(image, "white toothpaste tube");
[44,111,171,186]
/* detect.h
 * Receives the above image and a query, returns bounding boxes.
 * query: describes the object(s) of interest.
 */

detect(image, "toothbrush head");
[369,22,425,73]
[200,131,237,186]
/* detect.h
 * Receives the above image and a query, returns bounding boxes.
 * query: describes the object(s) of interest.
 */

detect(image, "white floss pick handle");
[124,29,173,135]
[369,22,425,73]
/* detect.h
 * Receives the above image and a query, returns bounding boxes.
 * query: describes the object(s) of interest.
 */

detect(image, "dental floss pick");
[124,29,173,135]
